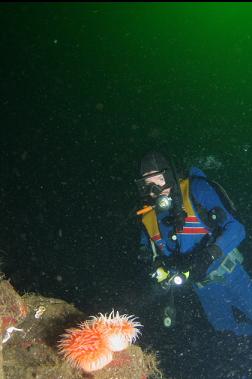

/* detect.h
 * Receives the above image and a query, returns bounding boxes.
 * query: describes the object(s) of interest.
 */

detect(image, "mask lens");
[135,180,164,198]
[149,184,163,196]
[135,170,167,198]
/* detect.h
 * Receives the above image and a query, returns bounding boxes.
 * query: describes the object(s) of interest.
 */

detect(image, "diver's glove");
[150,256,165,272]
[151,266,169,283]
[189,244,223,282]
[150,256,168,281]
[170,253,193,272]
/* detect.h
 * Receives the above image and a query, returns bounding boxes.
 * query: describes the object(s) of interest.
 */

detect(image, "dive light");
[171,272,188,286]
[152,267,190,288]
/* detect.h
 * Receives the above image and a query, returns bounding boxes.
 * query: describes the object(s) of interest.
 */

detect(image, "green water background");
[1,3,252,378]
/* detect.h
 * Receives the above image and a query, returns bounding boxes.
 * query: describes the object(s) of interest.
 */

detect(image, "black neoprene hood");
[140,152,169,176]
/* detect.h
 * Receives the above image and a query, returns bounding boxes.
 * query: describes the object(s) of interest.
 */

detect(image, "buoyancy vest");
[140,178,209,256]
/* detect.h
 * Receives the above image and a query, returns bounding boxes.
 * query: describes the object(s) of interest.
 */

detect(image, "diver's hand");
[172,253,193,272]
[189,244,223,282]
[152,256,166,270]
[149,256,168,280]
[150,266,167,280]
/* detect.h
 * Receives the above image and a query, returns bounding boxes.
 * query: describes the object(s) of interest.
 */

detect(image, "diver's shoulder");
[188,166,207,178]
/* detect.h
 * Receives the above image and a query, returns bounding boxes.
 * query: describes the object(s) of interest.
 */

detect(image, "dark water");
[1,3,252,378]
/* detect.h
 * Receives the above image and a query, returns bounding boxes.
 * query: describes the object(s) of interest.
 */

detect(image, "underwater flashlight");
[171,272,189,286]
[173,274,184,286]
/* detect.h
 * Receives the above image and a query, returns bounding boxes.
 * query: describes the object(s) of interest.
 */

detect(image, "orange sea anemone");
[58,321,113,372]
[91,310,142,352]
[58,310,142,373]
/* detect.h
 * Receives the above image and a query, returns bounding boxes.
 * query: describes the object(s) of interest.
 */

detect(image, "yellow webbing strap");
[142,207,161,240]
[179,178,195,217]
[138,178,196,239]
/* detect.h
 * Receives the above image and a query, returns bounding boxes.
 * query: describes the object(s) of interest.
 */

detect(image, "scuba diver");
[135,151,252,335]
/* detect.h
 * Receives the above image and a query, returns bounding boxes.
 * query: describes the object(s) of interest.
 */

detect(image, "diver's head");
[135,151,186,229]
[142,171,171,200]
[140,151,170,177]
[135,151,177,211]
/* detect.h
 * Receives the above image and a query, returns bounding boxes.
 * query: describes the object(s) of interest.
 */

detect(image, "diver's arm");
[191,178,246,255]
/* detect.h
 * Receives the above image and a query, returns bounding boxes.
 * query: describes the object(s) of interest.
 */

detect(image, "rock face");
[1,281,161,379]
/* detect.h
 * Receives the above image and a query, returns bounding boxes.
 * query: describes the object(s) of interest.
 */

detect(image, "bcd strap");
[179,178,195,217]
[140,178,197,240]
[142,207,161,241]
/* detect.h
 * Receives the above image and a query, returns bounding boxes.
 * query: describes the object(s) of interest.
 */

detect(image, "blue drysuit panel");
[194,265,252,336]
